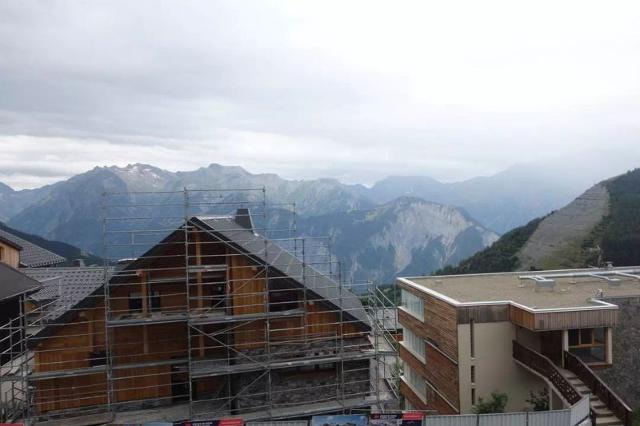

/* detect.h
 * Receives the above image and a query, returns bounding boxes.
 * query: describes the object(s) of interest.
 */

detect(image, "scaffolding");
[0,188,399,425]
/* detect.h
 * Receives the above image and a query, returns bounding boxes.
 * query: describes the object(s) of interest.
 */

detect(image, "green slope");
[435,217,544,275]
[597,169,640,265]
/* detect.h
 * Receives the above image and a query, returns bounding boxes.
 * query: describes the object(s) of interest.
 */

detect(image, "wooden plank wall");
[397,283,458,360]
[35,304,106,373]
[457,305,509,324]
[397,282,460,412]
[0,241,20,268]
[229,255,266,316]
[34,303,106,412]
[510,304,618,330]
[509,305,535,330]
[534,309,618,330]
[35,373,107,413]
[229,254,266,350]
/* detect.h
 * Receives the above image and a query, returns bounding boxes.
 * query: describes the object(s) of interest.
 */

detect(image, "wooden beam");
[140,270,149,354]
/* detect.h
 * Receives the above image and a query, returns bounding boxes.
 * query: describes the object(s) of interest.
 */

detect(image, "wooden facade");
[509,304,618,331]
[397,281,460,414]
[32,224,370,415]
[0,240,20,269]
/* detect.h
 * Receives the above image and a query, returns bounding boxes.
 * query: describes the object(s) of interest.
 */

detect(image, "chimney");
[235,208,254,231]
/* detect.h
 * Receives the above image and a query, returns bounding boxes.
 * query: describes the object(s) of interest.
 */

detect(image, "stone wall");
[598,296,640,410]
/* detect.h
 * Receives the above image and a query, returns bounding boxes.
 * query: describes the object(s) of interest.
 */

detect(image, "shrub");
[472,391,508,414]
[526,388,549,411]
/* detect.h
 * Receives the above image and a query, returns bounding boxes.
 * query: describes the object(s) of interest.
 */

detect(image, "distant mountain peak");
[0,181,14,194]
[109,163,166,173]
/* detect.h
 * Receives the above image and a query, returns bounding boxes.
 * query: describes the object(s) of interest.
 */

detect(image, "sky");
[1,1,640,190]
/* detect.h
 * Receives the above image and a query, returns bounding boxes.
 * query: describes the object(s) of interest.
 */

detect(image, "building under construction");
[0,189,398,425]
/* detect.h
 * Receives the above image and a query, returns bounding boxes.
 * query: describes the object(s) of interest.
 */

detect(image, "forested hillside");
[435,217,544,275]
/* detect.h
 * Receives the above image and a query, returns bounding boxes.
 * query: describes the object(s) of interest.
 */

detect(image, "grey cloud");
[0,1,639,188]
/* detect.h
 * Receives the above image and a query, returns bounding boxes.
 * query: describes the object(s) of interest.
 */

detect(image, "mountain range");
[438,168,640,274]
[0,162,585,282]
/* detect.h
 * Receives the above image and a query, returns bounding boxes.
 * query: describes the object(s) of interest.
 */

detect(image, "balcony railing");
[564,351,632,426]
[512,341,582,405]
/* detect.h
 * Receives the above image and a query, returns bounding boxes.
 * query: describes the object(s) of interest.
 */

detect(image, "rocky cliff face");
[299,197,498,283]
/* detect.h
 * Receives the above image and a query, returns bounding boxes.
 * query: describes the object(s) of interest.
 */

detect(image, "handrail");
[564,351,633,426]
[513,341,582,405]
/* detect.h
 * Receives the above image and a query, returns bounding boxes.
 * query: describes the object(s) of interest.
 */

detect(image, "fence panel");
[424,403,586,426]
[529,409,571,426]
[423,414,477,426]
[570,396,590,426]
[247,422,308,426]
[478,412,527,426]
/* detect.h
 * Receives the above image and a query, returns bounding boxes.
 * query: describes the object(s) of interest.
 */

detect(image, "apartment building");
[397,267,638,426]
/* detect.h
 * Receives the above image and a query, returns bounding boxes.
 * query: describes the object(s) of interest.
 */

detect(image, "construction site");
[0,188,399,425]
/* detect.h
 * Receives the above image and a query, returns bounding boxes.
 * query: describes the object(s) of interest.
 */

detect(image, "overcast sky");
[1,1,640,189]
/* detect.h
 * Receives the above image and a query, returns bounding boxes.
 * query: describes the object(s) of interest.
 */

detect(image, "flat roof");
[399,266,640,311]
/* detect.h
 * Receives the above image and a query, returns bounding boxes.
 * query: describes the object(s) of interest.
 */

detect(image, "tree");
[472,391,508,414]
[526,388,549,411]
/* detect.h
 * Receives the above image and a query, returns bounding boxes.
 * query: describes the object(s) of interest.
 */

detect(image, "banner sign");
[311,415,368,426]
[172,418,244,426]
[370,412,423,426]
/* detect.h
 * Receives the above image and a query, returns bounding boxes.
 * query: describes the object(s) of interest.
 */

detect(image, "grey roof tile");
[23,267,113,322]
[0,229,66,268]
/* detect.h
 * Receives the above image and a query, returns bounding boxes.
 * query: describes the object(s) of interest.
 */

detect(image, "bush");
[472,391,508,414]
[526,388,549,411]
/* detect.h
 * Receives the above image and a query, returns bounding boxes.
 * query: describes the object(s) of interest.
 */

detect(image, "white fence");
[423,396,590,426]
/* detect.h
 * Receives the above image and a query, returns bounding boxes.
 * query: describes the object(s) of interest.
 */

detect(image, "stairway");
[559,368,623,426]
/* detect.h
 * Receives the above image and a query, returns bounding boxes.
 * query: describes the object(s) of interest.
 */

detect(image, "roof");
[0,234,22,251]
[400,266,640,311]
[23,267,113,322]
[0,228,66,267]
[0,262,41,301]
[192,216,371,327]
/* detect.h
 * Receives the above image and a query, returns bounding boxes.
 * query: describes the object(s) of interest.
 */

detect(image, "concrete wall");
[457,322,547,413]
[597,296,640,410]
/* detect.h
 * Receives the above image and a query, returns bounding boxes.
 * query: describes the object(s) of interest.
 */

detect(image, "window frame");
[403,363,427,403]
[402,326,426,362]
[401,289,424,321]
